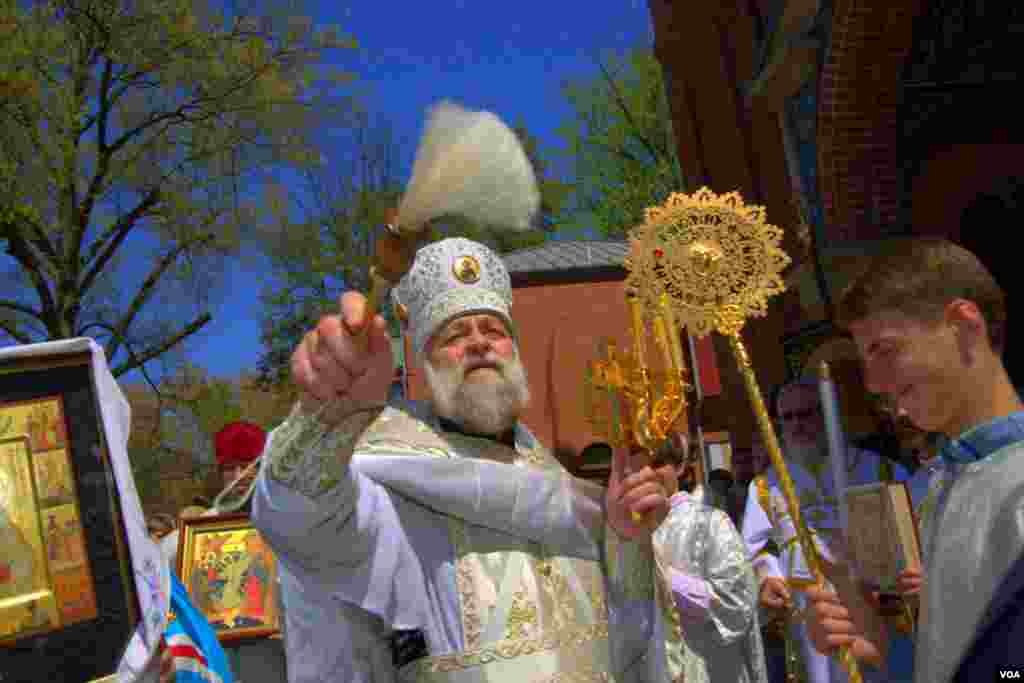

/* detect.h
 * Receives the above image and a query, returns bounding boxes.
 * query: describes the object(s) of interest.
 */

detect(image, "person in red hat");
[215,421,267,497]
[158,420,287,683]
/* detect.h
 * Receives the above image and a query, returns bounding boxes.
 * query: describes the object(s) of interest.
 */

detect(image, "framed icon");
[177,512,281,643]
[0,353,139,683]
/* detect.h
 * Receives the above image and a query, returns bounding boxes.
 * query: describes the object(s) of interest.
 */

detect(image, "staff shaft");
[727,333,862,683]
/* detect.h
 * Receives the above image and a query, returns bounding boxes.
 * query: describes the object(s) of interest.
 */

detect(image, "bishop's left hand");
[606,447,676,539]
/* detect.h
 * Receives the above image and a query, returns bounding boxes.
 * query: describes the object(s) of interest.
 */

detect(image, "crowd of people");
[121,234,1021,683]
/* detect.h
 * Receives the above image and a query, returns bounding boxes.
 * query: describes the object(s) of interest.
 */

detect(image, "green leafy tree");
[557,49,685,238]
[124,363,294,507]
[256,110,404,386]
[256,115,566,386]
[0,0,357,379]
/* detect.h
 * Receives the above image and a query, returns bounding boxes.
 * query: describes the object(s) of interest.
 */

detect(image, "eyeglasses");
[780,406,821,422]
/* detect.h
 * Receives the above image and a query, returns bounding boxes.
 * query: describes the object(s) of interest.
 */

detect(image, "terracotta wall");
[701,297,790,451]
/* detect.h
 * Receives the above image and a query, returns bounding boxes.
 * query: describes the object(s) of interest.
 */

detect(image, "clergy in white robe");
[654,488,767,683]
[741,379,907,683]
[251,238,680,683]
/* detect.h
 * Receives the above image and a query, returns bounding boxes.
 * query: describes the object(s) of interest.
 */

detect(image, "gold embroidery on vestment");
[533,556,575,631]
[449,519,483,651]
[540,670,611,682]
[504,585,538,641]
[406,623,609,674]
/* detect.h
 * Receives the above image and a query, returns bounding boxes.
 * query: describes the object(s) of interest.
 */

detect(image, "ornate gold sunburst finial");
[624,189,861,682]
[624,187,790,337]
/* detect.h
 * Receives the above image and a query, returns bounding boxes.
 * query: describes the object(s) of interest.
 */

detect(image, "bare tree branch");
[72,57,115,262]
[110,313,212,377]
[78,186,161,295]
[5,209,60,269]
[595,56,664,164]
[78,320,166,396]
[105,232,215,361]
[0,298,43,320]
[1,230,57,320]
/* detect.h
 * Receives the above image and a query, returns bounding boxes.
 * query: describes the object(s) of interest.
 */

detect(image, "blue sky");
[124,0,655,384]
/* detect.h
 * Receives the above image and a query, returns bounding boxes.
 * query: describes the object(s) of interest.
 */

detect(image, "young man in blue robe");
[804,238,1024,682]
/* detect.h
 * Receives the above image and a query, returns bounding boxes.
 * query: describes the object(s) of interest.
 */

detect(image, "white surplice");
[252,399,678,683]
[654,491,767,683]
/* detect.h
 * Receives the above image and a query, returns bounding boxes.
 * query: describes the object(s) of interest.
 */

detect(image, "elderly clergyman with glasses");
[739,377,909,683]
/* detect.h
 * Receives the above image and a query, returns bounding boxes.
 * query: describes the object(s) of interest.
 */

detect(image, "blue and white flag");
[161,573,234,683]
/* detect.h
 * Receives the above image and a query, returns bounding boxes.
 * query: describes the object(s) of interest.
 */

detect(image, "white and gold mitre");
[392,238,515,360]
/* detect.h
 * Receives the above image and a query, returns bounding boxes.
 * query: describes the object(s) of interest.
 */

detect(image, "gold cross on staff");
[583,294,690,458]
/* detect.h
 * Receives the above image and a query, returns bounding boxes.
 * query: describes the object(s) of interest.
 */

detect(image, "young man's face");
[849,309,965,436]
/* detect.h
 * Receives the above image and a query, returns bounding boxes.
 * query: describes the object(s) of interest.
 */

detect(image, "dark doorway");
[958,176,1023,390]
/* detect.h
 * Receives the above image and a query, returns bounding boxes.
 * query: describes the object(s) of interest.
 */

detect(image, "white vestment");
[252,400,678,683]
[654,492,767,683]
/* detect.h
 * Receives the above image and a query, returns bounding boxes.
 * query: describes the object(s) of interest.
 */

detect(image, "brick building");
[647,0,1023,429]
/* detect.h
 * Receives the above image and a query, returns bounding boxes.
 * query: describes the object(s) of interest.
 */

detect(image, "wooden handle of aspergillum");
[350,209,417,350]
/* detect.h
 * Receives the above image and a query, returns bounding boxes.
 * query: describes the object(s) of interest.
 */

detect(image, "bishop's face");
[424,313,530,436]
[429,313,517,381]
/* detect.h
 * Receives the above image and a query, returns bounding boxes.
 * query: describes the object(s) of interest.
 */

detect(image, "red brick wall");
[405,278,721,461]
[818,0,924,242]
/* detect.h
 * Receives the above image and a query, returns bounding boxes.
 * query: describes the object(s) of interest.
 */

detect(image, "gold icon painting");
[178,514,282,643]
[0,397,97,643]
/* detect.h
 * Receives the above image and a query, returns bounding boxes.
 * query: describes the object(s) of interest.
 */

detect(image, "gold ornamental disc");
[453,255,481,284]
[624,187,790,337]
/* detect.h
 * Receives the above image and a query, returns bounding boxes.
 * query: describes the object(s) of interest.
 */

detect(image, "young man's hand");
[805,585,885,667]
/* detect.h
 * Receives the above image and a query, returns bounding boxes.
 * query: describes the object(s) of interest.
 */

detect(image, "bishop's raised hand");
[291,291,394,409]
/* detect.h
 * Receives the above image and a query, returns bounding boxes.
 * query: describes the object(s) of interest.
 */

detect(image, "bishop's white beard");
[424,348,531,436]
